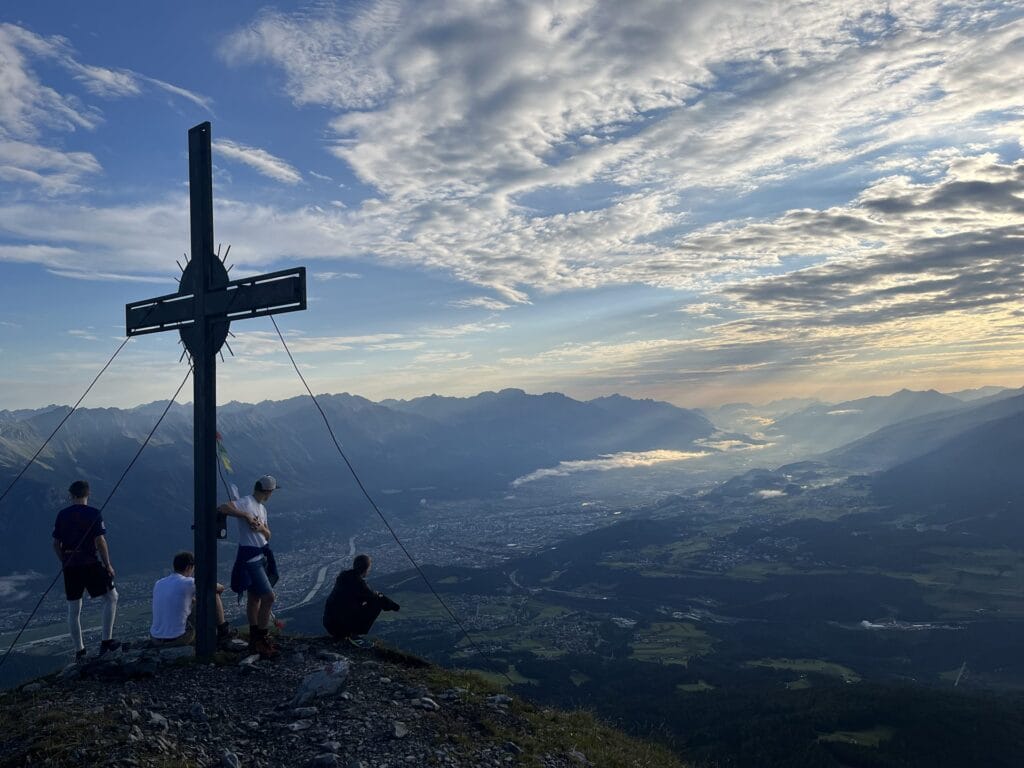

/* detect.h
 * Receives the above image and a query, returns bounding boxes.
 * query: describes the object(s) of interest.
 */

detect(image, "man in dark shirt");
[52,480,121,661]
[323,554,399,647]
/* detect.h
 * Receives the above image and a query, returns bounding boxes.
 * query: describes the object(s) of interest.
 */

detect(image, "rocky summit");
[0,635,683,768]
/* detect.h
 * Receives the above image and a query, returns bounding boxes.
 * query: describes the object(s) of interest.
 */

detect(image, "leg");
[257,591,276,630]
[351,602,382,636]
[246,590,260,626]
[215,591,225,626]
[67,599,84,653]
[101,588,118,641]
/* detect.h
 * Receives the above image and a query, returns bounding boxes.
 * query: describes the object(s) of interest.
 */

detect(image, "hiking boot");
[346,636,373,650]
[99,639,122,656]
[250,635,278,659]
[75,647,87,663]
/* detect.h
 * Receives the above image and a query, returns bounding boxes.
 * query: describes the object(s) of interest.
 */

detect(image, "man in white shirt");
[150,551,230,646]
[218,475,279,656]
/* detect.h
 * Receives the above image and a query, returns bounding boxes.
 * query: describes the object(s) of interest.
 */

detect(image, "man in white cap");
[218,475,280,656]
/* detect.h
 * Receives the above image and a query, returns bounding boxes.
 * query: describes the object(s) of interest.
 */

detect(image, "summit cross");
[125,122,306,656]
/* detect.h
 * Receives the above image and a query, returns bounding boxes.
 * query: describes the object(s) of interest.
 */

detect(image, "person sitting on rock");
[322,554,399,648]
[150,551,232,647]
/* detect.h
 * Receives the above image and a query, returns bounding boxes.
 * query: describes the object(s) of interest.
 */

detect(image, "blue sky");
[2,1,1023,410]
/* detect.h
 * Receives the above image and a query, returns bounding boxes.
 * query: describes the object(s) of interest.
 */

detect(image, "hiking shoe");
[98,639,122,656]
[75,648,87,662]
[346,636,373,650]
[250,636,279,659]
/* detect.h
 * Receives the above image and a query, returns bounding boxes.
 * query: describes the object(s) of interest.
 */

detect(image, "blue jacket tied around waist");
[230,545,279,598]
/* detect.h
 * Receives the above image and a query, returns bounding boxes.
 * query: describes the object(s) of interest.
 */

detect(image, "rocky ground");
[0,636,684,768]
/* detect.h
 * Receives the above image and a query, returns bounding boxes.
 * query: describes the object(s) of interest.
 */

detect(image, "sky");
[1,0,1023,411]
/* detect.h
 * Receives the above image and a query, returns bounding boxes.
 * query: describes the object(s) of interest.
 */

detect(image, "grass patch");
[818,727,894,747]
[507,706,687,768]
[676,680,714,692]
[465,664,539,687]
[570,671,591,687]
[745,658,861,682]
[630,622,714,666]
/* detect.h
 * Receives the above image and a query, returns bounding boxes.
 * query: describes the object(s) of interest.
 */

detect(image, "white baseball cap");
[256,475,279,492]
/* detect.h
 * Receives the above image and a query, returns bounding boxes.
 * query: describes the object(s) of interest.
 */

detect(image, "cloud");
[0,571,40,601]
[213,139,302,185]
[145,77,213,112]
[448,296,513,311]
[213,2,1024,304]
[512,449,709,486]
[314,271,361,281]
[0,23,211,194]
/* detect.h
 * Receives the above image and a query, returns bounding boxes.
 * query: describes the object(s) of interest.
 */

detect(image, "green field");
[746,657,861,682]
[629,622,714,666]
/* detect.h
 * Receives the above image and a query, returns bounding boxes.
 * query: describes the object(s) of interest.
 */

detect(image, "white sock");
[68,599,83,652]
[102,588,118,641]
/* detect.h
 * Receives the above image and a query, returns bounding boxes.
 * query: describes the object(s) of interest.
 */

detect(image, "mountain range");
[0,388,714,572]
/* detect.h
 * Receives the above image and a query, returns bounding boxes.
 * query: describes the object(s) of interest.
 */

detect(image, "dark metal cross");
[125,122,306,656]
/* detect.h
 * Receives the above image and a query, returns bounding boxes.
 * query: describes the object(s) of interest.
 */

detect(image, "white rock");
[290,660,351,706]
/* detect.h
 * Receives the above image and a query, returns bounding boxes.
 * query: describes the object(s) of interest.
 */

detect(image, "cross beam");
[126,122,307,656]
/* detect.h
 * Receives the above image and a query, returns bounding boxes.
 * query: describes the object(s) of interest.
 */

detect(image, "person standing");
[322,554,400,648]
[218,475,279,657]
[150,551,232,646]
[52,480,120,661]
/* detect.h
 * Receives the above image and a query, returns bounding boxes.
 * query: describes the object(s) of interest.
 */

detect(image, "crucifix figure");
[125,122,306,656]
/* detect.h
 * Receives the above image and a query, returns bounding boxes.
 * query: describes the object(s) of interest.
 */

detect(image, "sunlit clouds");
[2,2,1024,408]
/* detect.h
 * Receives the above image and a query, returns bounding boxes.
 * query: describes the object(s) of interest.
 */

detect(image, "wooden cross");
[125,122,306,656]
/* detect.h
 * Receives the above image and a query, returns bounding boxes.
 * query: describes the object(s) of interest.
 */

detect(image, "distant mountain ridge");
[765,388,966,452]
[0,389,714,572]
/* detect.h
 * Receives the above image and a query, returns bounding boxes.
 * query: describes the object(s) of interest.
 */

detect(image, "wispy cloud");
[212,139,302,185]
[512,449,709,486]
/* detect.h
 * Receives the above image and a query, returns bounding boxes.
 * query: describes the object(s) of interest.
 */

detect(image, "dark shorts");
[63,562,113,601]
[244,558,274,597]
[151,615,195,647]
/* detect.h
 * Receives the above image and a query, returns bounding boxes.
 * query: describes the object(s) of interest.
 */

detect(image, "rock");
[128,708,142,723]
[291,706,318,718]
[379,676,392,684]
[189,702,208,722]
[221,750,242,768]
[412,696,440,711]
[147,711,169,731]
[486,694,513,707]
[128,725,144,742]
[319,740,342,753]
[568,748,589,765]
[316,650,346,662]
[285,720,312,732]
[158,646,193,661]
[504,742,524,754]
[238,654,260,667]
[393,721,409,739]
[21,682,44,693]
[307,755,338,768]
[60,663,82,681]
[290,660,350,706]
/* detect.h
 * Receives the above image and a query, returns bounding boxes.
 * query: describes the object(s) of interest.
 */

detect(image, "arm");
[53,539,64,564]
[95,535,115,578]
[217,501,259,528]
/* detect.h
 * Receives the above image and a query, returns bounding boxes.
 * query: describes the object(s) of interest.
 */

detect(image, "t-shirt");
[234,495,268,561]
[52,504,106,568]
[150,572,196,639]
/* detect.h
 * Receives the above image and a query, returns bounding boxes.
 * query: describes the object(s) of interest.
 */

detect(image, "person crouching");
[322,554,399,648]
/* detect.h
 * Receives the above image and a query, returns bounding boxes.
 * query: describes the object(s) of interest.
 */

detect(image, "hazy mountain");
[872,410,1024,541]
[766,389,964,452]
[947,385,1013,402]
[825,391,1024,472]
[0,389,714,573]
[702,397,821,434]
